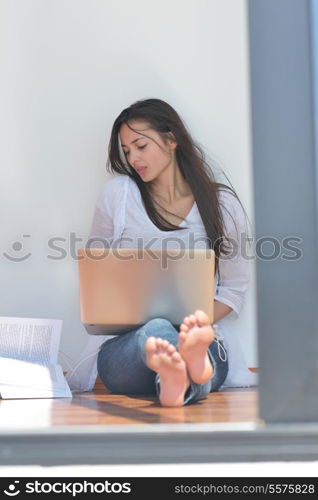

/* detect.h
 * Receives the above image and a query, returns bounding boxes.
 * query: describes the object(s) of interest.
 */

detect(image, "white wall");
[0,0,257,369]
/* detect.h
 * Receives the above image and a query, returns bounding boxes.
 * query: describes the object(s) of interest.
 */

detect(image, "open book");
[0,316,72,399]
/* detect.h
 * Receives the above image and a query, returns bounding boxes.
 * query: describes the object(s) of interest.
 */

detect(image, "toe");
[172,351,181,362]
[178,332,187,346]
[178,331,187,342]
[156,338,163,348]
[189,314,196,325]
[145,336,157,354]
[179,323,189,333]
[195,309,210,326]
[167,344,176,354]
[183,316,191,326]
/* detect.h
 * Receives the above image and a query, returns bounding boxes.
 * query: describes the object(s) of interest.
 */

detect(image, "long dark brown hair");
[107,98,245,275]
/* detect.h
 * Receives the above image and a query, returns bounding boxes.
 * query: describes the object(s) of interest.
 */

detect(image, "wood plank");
[0,388,258,428]
[0,371,258,429]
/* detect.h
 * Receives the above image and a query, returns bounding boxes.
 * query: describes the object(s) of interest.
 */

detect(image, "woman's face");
[119,120,176,182]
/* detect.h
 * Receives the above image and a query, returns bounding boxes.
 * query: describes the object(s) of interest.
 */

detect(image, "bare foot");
[145,337,189,407]
[178,309,215,384]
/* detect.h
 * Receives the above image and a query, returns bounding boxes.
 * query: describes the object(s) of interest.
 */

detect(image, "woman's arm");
[88,176,126,244]
[213,299,233,322]
[214,189,251,321]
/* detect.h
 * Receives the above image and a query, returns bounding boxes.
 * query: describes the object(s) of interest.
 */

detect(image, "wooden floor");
[0,377,258,428]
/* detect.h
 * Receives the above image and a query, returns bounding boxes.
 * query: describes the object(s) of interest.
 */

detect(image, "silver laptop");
[77,248,215,335]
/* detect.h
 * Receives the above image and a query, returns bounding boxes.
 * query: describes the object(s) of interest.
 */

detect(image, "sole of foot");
[178,309,215,384]
[145,336,189,407]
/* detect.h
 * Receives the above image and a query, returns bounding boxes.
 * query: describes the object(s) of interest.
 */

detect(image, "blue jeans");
[97,318,229,405]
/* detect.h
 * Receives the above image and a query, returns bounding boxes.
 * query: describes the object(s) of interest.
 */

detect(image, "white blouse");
[66,175,258,392]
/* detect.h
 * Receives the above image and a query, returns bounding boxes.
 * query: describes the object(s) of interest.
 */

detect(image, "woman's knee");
[97,343,156,394]
[145,317,173,330]
[141,318,178,342]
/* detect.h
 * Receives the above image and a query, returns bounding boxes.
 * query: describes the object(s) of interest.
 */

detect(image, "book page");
[0,358,72,399]
[0,317,62,364]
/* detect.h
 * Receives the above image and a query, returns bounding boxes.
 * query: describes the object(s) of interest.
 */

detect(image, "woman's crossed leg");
[145,309,214,407]
[97,309,223,407]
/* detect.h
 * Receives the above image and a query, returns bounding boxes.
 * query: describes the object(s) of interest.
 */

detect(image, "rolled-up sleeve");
[215,190,251,319]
